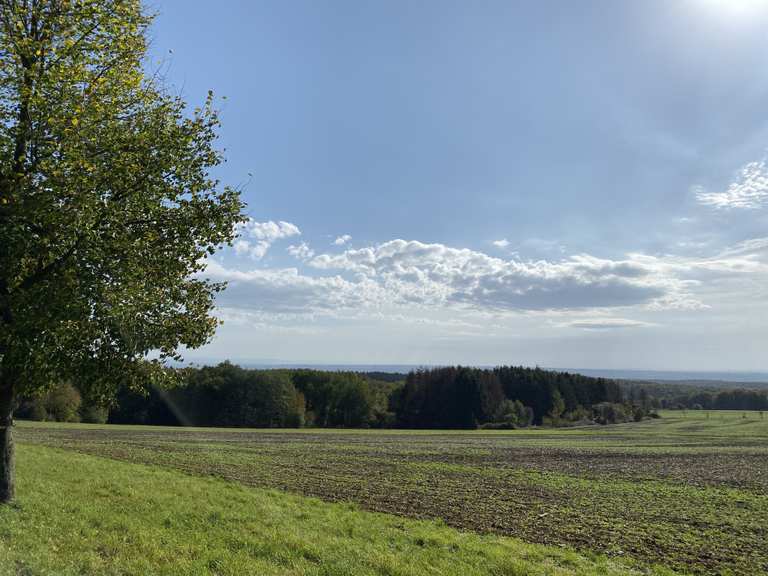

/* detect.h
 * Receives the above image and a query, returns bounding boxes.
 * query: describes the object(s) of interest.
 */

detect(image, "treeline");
[663,388,768,411]
[21,363,768,429]
[621,381,768,411]
[17,363,646,429]
[17,364,397,428]
[105,364,400,428]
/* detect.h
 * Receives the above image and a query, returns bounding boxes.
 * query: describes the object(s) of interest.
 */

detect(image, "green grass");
[0,444,665,576]
[11,410,768,575]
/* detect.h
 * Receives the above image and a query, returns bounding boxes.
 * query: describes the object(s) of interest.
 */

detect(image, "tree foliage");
[0,0,243,398]
[43,381,81,421]
[16,380,81,422]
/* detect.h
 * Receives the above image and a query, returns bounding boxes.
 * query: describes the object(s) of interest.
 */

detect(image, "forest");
[9,362,689,429]
[14,363,768,429]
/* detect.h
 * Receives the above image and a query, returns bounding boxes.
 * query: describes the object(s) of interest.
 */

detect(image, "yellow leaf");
[71,118,79,127]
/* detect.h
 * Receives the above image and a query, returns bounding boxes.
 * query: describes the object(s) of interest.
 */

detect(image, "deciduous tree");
[0,0,244,502]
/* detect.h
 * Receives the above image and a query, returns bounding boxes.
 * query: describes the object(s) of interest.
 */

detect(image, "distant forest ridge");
[564,368,768,386]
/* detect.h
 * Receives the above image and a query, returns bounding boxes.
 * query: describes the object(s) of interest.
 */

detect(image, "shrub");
[81,405,110,424]
[44,383,82,423]
[563,405,591,423]
[493,399,534,428]
[592,402,631,425]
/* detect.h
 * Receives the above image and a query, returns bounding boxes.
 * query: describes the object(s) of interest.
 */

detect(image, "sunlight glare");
[698,0,768,18]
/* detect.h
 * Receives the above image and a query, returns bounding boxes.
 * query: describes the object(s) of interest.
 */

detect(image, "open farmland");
[15,411,768,576]
[1,445,655,576]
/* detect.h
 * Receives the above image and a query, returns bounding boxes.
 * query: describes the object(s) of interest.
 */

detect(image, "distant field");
[14,410,768,576]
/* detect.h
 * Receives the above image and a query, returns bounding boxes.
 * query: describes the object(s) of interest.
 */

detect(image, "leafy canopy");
[0,0,245,401]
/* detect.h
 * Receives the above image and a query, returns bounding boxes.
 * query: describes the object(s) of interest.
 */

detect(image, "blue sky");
[151,0,768,370]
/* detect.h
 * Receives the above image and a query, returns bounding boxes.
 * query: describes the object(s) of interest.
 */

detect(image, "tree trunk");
[0,381,14,504]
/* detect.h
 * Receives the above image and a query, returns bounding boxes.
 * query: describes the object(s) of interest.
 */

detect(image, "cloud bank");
[205,237,768,318]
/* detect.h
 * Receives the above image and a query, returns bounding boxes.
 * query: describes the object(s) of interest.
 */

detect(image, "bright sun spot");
[698,0,767,17]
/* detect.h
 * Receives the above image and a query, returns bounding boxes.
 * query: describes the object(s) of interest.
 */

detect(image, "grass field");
[0,445,659,576]
[7,410,768,575]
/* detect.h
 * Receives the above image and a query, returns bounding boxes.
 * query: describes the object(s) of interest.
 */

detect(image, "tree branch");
[15,234,82,293]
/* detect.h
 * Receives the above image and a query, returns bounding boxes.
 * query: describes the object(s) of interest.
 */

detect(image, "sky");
[150,0,768,371]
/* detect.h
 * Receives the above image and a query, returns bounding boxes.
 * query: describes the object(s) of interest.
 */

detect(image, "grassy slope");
[0,445,672,576]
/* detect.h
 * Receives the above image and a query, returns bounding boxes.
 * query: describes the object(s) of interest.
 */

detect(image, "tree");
[547,388,565,423]
[44,381,81,422]
[334,376,372,427]
[217,370,305,428]
[0,1,244,502]
[493,399,533,428]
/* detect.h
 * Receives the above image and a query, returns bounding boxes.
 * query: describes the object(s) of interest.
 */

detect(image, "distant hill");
[640,379,768,391]
[560,368,768,384]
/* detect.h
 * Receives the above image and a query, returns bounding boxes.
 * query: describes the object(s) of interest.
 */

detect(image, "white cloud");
[557,318,655,330]
[333,234,352,246]
[492,239,510,248]
[203,260,386,314]
[696,160,768,209]
[234,219,301,260]
[309,239,679,311]
[287,242,315,260]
